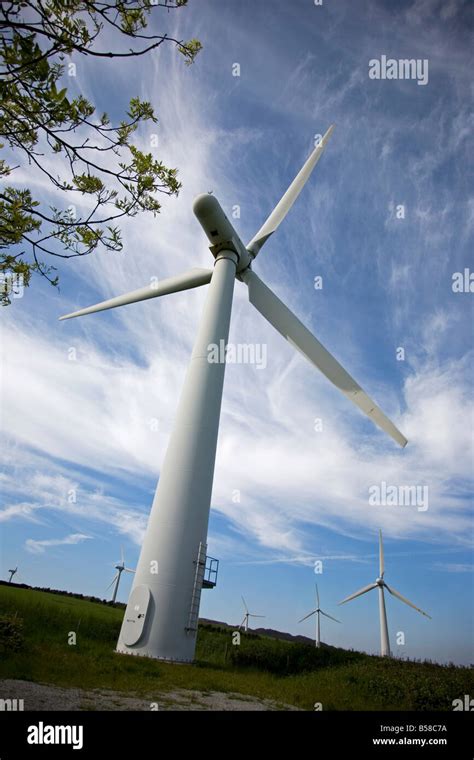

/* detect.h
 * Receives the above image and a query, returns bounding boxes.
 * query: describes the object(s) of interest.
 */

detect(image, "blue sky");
[1,0,473,664]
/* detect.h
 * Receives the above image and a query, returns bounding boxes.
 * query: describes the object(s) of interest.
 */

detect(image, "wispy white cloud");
[0,461,148,546]
[232,554,366,567]
[2,301,472,554]
[433,562,473,573]
[1,1,472,574]
[25,533,91,554]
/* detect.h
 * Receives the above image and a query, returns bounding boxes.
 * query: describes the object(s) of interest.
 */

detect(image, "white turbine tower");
[298,584,340,648]
[107,548,135,604]
[239,596,265,632]
[339,530,431,657]
[60,125,407,663]
[7,567,17,583]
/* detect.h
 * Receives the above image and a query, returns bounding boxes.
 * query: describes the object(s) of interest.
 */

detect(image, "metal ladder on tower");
[186,541,207,633]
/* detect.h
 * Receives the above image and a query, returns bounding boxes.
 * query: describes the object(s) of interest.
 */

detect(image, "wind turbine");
[106,548,135,604]
[239,596,265,632]
[59,125,407,663]
[338,530,431,657]
[7,567,17,583]
[298,584,340,648]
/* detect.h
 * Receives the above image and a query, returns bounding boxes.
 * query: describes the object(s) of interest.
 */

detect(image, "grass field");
[0,585,472,711]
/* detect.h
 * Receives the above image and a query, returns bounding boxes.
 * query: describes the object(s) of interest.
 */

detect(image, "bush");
[229,639,364,675]
[0,615,24,653]
[353,659,474,710]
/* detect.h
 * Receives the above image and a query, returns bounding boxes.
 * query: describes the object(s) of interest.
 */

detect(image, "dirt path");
[0,679,300,711]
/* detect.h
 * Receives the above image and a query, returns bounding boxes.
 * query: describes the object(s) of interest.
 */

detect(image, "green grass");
[0,585,472,711]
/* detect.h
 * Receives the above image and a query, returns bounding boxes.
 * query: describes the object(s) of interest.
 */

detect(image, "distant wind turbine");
[298,583,340,647]
[60,124,407,663]
[239,596,265,632]
[338,530,431,656]
[7,567,17,583]
[107,548,135,603]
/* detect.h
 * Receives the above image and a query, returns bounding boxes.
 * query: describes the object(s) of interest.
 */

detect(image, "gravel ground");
[0,679,300,711]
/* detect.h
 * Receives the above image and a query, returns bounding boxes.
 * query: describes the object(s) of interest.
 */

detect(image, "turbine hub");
[376,577,384,586]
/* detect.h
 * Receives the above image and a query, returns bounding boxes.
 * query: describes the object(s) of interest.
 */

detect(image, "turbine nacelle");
[192,193,252,272]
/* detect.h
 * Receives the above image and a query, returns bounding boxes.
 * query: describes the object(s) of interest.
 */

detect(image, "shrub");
[229,639,364,675]
[0,615,24,653]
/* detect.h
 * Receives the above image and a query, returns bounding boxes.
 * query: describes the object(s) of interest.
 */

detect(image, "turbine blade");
[241,596,248,613]
[379,529,385,578]
[385,584,431,619]
[120,545,124,565]
[339,583,377,605]
[242,269,407,447]
[239,616,246,630]
[315,583,320,608]
[320,610,341,624]
[249,614,265,618]
[106,574,119,591]
[59,267,213,320]
[247,125,334,256]
[298,610,317,623]
[124,568,135,574]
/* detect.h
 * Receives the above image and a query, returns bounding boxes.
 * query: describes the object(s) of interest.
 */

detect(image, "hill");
[199,617,317,646]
